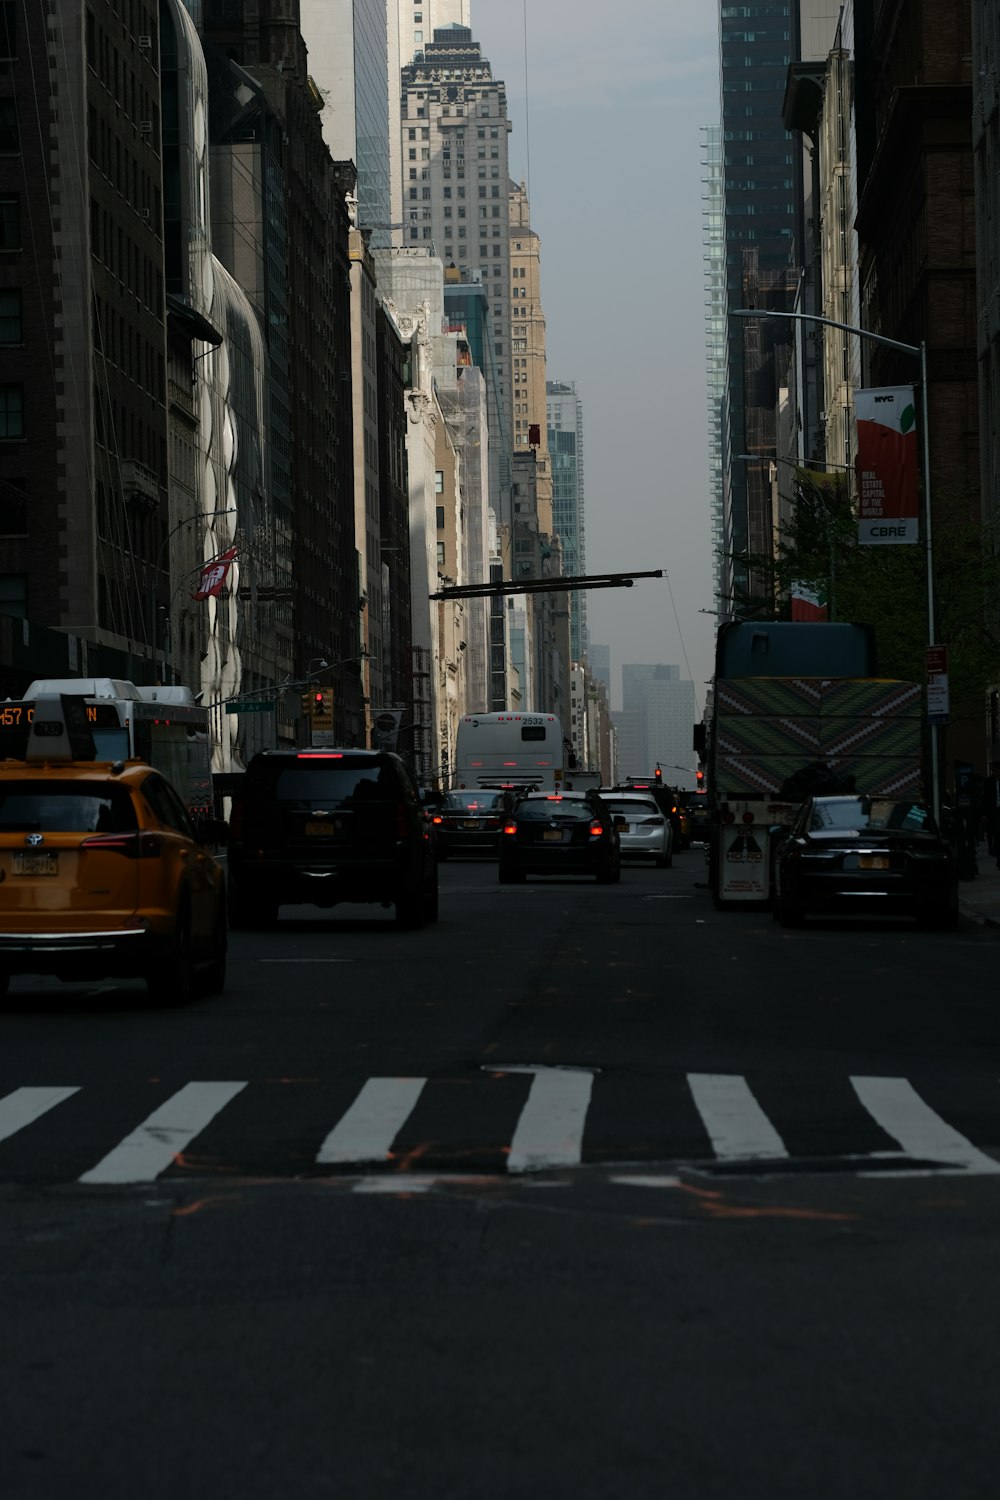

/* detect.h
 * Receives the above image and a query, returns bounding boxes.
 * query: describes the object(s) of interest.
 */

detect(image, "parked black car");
[227,750,437,928]
[432,789,517,860]
[498,791,621,884]
[773,794,957,929]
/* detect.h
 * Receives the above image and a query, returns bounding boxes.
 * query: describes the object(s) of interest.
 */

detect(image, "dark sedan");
[773,794,958,929]
[432,789,516,860]
[498,791,621,884]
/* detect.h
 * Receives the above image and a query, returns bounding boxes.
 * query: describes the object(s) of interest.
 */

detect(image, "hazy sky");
[469,0,721,711]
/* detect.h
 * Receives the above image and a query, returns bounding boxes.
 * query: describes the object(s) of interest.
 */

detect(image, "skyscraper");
[546,380,586,661]
[622,665,697,789]
[300,0,392,244]
[718,2,796,608]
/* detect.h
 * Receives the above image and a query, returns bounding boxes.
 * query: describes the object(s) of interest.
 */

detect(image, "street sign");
[925,644,949,725]
[311,729,336,747]
[226,700,275,714]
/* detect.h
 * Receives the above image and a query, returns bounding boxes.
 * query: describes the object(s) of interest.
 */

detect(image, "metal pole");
[920,340,940,824]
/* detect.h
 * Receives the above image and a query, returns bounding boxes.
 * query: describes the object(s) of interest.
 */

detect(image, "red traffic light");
[654,768,662,782]
[696,769,705,784]
[314,691,324,705]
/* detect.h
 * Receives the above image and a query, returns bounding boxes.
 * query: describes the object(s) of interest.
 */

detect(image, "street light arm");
[731,306,920,359]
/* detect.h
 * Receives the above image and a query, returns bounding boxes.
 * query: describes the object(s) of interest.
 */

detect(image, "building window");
[0,194,19,248]
[0,288,21,343]
[0,571,26,617]
[436,505,445,528]
[0,99,18,153]
[0,4,14,60]
[0,383,23,437]
[0,476,25,534]
[437,541,445,566]
[435,470,444,494]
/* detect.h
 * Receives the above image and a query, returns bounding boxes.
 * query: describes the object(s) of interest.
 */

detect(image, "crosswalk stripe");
[78,1082,248,1184]
[315,1077,427,1165]
[850,1076,1000,1175]
[0,1086,80,1144]
[687,1073,789,1160]
[507,1070,594,1173]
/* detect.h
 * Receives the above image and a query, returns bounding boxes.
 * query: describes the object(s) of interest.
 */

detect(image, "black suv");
[227,750,438,929]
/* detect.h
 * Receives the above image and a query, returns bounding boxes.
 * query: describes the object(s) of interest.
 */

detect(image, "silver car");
[600,792,673,868]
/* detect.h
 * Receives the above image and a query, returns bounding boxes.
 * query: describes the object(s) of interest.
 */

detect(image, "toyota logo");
[25,833,44,847]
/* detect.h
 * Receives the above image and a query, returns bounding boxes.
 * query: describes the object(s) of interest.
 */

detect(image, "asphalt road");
[3,850,1000,1498]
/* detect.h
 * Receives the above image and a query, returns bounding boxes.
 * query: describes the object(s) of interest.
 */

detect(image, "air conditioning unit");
[139,120,152,135]
[138,35,151,52]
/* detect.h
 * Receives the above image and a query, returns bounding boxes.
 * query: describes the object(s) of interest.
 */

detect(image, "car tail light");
[502,822,518,836]
[432,815,443,825]
[589,823,603,837]
[640,817,663,826]
[80,832,162,858]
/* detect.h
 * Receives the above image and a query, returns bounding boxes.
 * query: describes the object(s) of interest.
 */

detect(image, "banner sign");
[926,644,950,725]
[790,581,828,622]
[192,546,238,600]
[855,386,919,545]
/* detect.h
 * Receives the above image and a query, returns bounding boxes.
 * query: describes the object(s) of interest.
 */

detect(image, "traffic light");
[654,767,662,783]
[312,690,334,730]
[696,769,705,787]
[300,692,313,718]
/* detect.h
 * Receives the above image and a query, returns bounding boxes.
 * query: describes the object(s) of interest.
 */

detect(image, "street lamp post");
[732,308,939,821]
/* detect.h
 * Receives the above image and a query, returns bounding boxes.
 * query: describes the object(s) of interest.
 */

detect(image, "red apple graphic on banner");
[855,386,919,545]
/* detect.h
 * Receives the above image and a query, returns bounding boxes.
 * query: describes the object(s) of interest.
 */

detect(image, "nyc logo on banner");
[855,386,919,545]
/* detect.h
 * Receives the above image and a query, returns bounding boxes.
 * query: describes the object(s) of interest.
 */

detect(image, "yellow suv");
[0,696,226,1004]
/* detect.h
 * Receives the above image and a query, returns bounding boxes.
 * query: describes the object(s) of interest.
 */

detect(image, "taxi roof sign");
[25,695,97,762]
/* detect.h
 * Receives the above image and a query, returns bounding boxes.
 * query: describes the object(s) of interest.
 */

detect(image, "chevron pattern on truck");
[716,679,922,797]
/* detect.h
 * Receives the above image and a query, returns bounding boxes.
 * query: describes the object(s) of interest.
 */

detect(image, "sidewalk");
[958,845,1000,927]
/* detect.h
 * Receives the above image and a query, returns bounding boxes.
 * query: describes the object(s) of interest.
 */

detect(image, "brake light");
[502,823,518,836]
[432,814,443,825]
[80,832,162,858]
[297,753,343,759]
[589,823,603,837]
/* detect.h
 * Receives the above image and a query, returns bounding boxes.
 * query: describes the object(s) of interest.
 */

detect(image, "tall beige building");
[509,181,551,534]
[388,2,473,244]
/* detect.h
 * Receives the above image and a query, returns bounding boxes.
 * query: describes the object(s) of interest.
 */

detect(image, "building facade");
[546,380,586,662]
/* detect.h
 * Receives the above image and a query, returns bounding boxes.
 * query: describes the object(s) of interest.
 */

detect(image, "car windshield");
[809,798,936,834]
[603,799,658,817]
[516,798,594,823]
[265,765,396,809]
[442,792,504,811]
[0,782,138,833]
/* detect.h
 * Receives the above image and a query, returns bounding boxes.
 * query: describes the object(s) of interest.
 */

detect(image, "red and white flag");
[790,580,828,622]
[191,546,238,601]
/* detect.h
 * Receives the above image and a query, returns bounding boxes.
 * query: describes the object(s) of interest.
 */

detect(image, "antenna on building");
[522,0,532,202]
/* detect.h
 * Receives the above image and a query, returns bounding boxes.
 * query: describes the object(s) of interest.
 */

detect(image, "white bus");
[2,678,213,815]
[453,712,565,792]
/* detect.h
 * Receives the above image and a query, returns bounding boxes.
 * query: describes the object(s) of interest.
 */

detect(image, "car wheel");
[916,902,959,932]
[437,848,449,862]
[198,901,228,997]
[147,906,194,1006]
[499,866,525,885]
[596,861,619,885]
[423,877,440,924]
[396,883,427,929]
[655,848,673,869]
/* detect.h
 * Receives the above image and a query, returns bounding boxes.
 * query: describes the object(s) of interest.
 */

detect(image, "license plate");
[306,818,342,837]
[542,829,563,842]
[859,855,889,870]
[13,852,58,876]
[464,820,480,829]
